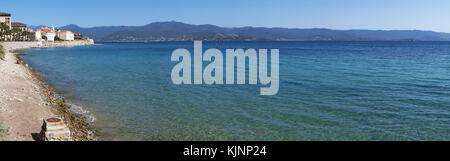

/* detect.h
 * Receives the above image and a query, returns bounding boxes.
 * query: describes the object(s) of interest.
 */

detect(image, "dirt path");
[0,42,55,141]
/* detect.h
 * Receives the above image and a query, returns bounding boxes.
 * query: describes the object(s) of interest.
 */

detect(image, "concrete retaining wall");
[0,39,95,51]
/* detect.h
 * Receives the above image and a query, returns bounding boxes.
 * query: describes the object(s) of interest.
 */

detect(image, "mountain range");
[31,21,450,42]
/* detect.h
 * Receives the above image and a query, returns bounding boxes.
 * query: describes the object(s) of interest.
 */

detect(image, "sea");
[21,41,450,141]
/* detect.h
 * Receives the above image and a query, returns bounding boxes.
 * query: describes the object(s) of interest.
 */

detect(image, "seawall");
[0,39,95,51]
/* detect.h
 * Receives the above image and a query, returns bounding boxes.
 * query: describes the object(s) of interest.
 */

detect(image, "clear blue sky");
[2,0,450,32]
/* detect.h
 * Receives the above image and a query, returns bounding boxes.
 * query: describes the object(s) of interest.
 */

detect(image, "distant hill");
[28,25,48,30]
[59,24,140,40]
[57,21,450,42]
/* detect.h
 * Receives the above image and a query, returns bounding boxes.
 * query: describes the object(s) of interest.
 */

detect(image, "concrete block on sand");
[41,118,72,141]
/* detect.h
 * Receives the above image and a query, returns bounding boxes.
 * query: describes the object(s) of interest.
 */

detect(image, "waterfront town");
[0,12,85,41]
[1,11,95,141]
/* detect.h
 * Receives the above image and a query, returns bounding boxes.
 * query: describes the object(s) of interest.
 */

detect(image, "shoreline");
[0,40,96,141]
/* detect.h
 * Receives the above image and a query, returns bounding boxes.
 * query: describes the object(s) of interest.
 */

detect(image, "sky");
[2,0,450,33]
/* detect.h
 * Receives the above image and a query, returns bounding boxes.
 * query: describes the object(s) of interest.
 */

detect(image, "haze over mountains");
[30,21,450,42]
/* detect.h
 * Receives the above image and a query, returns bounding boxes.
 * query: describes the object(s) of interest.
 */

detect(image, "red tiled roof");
[12,22,27,27]
[59,30,73,33]
[38,28,52,32]
[0,12,11,16]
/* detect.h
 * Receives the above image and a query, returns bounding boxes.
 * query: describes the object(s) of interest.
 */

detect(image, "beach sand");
[0,41,94,141]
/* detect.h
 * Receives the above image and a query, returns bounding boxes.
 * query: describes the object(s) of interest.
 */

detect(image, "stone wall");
[0,39,95,51]
[42,39,95,47]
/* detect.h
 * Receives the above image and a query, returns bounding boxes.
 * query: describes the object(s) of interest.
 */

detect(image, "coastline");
[0,40,95,141]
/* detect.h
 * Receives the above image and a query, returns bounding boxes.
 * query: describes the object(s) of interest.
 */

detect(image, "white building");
[31,30,42,41]
[44,32,56,42]
[0,12,11,29]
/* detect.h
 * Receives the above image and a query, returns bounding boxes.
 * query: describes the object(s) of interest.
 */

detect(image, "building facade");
[11,22,27,31]
[37,27,57,41]
[44,32,56,41]
[0,12,12,29]
[30,30,42,41]
[58,30,74,41]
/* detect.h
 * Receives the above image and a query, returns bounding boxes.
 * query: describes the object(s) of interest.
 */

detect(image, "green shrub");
[0,44,4,60]
[0,119,8,140]
[55,36,62,41]
[0,127,7,140]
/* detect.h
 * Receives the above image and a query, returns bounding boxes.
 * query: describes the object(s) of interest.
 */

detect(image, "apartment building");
[0,12,12,29]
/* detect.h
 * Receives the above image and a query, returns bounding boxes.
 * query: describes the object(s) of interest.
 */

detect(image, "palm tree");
[0,23,32,41]
[10,28,22,41]
[5,29,12,41]
[0,22,10,41]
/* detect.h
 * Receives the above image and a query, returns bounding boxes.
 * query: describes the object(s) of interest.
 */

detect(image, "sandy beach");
[0,40,94,141]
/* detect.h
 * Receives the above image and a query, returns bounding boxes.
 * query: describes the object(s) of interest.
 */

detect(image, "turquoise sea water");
[22,41,450,140]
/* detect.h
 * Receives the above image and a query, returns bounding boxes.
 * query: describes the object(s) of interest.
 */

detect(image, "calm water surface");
[22,41,450,140]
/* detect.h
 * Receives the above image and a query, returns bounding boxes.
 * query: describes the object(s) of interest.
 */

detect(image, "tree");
[0,23,32,41]
[0,22,9,41]
[55,35,62,41]
[11,28,22,41]
[26,31,35,41]
[75,34,84,40]
[5,29,12,41]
